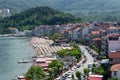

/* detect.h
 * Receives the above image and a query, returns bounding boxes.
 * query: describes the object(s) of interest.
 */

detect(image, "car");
[89,71,92,75]
[88,63,92,68]
[77,64,81,68]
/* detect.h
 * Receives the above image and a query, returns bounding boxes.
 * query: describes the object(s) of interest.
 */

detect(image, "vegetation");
[25,66,46,80]
[72,74,75,80]
[51,33,60,41]
[57,44,82,61]
[108,78,118,80]
[92,64,110,79]
[1,0,120,21]
[75,71,81,80]
[84,68,90,76]
[100,55,107,59]
[90,44,100,53]
[48,60,64,80]
[0,6,82,34]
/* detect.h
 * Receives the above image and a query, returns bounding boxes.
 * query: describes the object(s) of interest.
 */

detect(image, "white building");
[81,24,94,38]
[108,34,120,54]
[110,64,120,80]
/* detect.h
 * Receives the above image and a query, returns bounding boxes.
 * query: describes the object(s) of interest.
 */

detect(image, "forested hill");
[1,0,120,21]
[0,6,81,34]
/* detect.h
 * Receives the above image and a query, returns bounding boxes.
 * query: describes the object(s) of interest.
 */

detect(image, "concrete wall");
[112,59,120,64]
[82,27,89,38]
[108,40,120,54]
[111,70,120,80]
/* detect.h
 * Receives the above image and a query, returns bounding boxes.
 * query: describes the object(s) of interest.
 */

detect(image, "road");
[55,45,96,80]
[77,45,95,73]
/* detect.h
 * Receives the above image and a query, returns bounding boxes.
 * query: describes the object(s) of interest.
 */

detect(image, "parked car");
[88,63,93,68]
[77,64,81,68]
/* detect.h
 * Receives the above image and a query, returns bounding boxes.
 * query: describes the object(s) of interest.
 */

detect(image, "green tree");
[90,44,99,53]
[93,67,105,75]
[108,77,118,80]
[84,68,90,76]
[25,66,46,80]
[48,60,64,79]
[72,74,75,80]
[57,49,69,57]
[51,33,60,40]
[75,71,81,80]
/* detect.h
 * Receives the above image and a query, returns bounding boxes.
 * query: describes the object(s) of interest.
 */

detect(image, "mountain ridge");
[0,0,120,21]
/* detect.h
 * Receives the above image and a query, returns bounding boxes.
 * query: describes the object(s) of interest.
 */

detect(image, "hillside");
[0,0,120,21]
[0,6,81,34]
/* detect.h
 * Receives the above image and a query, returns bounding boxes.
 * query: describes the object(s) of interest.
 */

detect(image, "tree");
[108,77,118,80]
[25,66,46,80]
[75,71,81,80]
[90,44,99,53]
[84,68,90,76]
[72,74,75,80]
[48,60,64,79]
[57,49,69,57]
[51,33,60,40]
[93,67,105,75]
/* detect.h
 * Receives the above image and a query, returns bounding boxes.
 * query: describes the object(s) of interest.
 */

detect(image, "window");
[114,71,117,76]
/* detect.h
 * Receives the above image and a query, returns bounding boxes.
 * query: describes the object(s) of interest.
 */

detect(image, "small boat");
[18,59,30,63]
[17,75,25,80]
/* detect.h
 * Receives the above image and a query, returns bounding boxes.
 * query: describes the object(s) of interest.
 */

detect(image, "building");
[110,64,120,80]
[91,31,101,38]
[107,26,120,35]
[8,28,19,34]
[109,50,120,64]
[34,57,56,71]
[88,75,103,80]
[107,34,120,54]
[93,38,102,50]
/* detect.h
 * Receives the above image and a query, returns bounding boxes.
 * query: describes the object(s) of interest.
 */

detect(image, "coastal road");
[55,45,96,80]
[77,45,95,73]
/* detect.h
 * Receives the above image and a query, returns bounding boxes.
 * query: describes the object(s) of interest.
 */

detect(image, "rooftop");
[107,26,118,30]
[109,51,120,59]
[91,31,100,35]
[88,75,103,80]
[110,64,120,71]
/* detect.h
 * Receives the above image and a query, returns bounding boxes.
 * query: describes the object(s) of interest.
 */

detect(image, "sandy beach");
[29,37,72,57]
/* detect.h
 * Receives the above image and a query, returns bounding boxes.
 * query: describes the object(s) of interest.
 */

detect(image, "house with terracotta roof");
[109,50,120,64]
[107,26,120,35]
[34,57,56,71]
[91,31,101,38]
[87,74,103,80]
[110,64,120,80]
[93,38,102,50]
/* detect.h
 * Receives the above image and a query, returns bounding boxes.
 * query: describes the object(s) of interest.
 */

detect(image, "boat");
[18,59,31,63]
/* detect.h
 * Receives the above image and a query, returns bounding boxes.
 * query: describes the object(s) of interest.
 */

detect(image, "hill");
[0,6,81,34]
[0,0,120,21]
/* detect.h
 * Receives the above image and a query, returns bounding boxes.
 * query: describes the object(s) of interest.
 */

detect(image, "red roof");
[88,75,103,80]
[110,64,120,71]
[34,63,48,67]
[109,51,120,59]
[88,77,102,80]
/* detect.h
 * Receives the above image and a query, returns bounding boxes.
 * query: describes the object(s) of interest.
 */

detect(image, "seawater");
[0,37,34,80]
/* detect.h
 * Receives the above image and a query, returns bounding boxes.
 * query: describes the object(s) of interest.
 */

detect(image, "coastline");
[0,37,34,80]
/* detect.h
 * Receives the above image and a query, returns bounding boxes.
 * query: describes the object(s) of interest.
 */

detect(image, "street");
[56,45,96,80]
[77,45,94,73]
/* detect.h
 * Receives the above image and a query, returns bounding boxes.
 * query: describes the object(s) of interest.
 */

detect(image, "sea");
[0,37,34,80]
